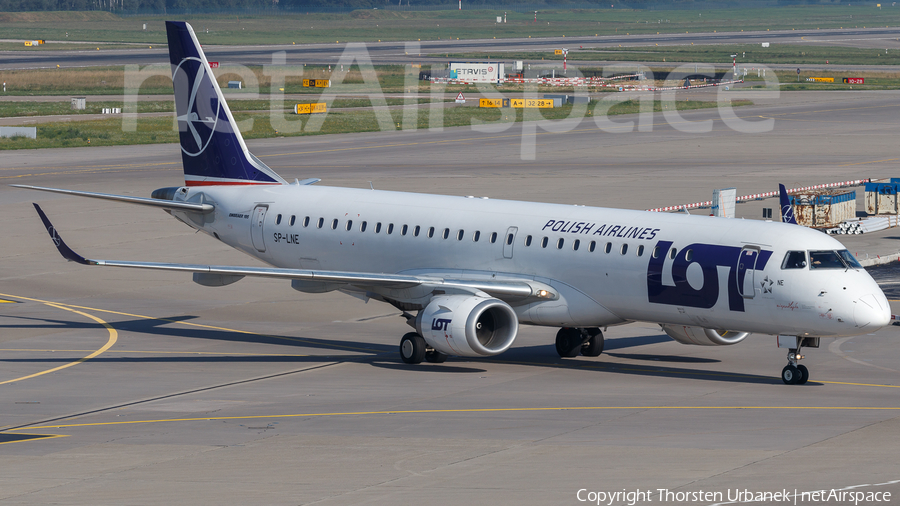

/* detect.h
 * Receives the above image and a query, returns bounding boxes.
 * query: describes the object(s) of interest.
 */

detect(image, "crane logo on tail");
[172,56,221,157]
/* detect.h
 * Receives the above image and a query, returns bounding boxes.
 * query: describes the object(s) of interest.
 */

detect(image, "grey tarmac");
[0,90,898,505]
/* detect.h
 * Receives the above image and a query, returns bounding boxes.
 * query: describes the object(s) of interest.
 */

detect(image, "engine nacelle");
[416,295,518,357]
[660,325,750,346]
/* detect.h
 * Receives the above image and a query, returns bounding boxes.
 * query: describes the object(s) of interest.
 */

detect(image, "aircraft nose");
[854,293,892,330]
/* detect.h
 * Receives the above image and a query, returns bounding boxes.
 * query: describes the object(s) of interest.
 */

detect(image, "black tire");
[781,364,800,385]
[555,328,582,358]
[425,350,448,363]
[400,332,426,364]
[581,329,604,357]
[797,364,809,385]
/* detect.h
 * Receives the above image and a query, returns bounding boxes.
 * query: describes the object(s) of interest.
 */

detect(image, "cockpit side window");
[837,249,863,269]
[809,250,846,269]
[781,251,807,269]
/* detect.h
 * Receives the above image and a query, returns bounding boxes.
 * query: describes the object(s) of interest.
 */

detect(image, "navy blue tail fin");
[166,21,286,187]
[779,184,798,224]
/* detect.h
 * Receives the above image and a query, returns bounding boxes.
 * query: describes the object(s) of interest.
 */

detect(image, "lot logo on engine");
[431,318,451,332]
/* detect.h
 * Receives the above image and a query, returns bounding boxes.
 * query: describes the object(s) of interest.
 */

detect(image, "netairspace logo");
[575,487,893,506]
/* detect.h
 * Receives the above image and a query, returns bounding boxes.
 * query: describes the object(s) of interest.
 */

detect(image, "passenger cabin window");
[473,231,480,242]
[490,232,498,243]
[541,237,549,248]
[573,239,580,251]
[457,229,465,241]
[685,249,693,261]
[589,241,596,253]
[652,245,660,258]
[360,221,367,232]
[428,227,435,238]
[331,219,338,230]
[290,215,296,226]
[375,222,382,233]
[809,250,849,269]
[556,238,565,250]
[670,247,677,259]
[276,214,282,225]
[637,245,644,257]
[605,242,612,254]
[782,251,807,269]
[414,226,420,237]
[506,233,514,245]
[387,223,394,235]
[401,225,408,236]
[303,216,310,227]
[525,235,533,247]
[346,220,353,231]
[442,228,450,239]
[620,244,628,255]
[317,217,324,229]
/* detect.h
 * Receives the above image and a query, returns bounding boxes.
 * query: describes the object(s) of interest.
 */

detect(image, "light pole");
[731,54,737,77]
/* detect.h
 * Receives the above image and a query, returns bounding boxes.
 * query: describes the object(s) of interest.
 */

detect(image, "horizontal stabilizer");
[13,185,214,213]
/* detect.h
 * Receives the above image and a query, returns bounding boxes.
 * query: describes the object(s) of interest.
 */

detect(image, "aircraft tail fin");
[779,184,798,224]
[165,21,286,187]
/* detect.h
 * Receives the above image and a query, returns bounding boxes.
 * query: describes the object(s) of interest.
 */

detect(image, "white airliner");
[16,21,892,385]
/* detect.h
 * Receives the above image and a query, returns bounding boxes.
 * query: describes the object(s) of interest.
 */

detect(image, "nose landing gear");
[778,335,818,385]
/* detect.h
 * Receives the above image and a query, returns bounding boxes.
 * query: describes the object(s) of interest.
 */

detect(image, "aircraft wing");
[32,204,550,303]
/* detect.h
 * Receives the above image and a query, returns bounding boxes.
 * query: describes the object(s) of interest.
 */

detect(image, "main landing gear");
[555,327,604,358]
[778,335,819,385]
[399,332,448,364]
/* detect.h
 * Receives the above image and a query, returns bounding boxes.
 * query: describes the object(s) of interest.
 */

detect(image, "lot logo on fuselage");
[647,241,772,312]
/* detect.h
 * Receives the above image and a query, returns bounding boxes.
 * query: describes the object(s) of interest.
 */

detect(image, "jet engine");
[660,324,750,346]
[416,295,518,357]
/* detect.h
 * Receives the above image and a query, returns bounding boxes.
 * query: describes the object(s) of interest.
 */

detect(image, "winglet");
[779,184,798,225]
[32,204,92,265]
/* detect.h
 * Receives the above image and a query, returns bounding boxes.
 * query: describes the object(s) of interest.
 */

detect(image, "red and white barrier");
[432,74,643,87]
[647,179,871,213]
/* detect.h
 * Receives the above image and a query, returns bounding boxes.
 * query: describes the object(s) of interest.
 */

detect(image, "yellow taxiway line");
[11,405,900,433]
[0,301,117,386]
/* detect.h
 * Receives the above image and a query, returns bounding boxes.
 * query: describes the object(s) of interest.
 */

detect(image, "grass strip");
[0,98,440,118]
[0,99,750,150]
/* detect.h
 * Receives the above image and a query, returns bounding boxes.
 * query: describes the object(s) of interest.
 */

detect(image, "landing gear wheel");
[581,329,604,357]
[425,350,448,363]
[781,364,800,385]
[796,364,809,385]
[555,328,582,358]
[400,332,426,364]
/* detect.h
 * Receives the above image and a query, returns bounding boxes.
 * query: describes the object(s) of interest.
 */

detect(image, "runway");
[3,27,900,70]
[1,90,899,504]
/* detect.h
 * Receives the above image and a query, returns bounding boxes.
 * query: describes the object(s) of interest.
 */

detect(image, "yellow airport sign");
[806,77,834,83]
[295,102,327,114]
[24,41,32,46]
[511,98,554,108]
[303,79,331,88]
[554,49,563,55]
[479,98,503,108]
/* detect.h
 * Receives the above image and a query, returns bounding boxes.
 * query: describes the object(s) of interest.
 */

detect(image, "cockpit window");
[837,249,863,269]
[781,250,807,269]
[809,250,847,269]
